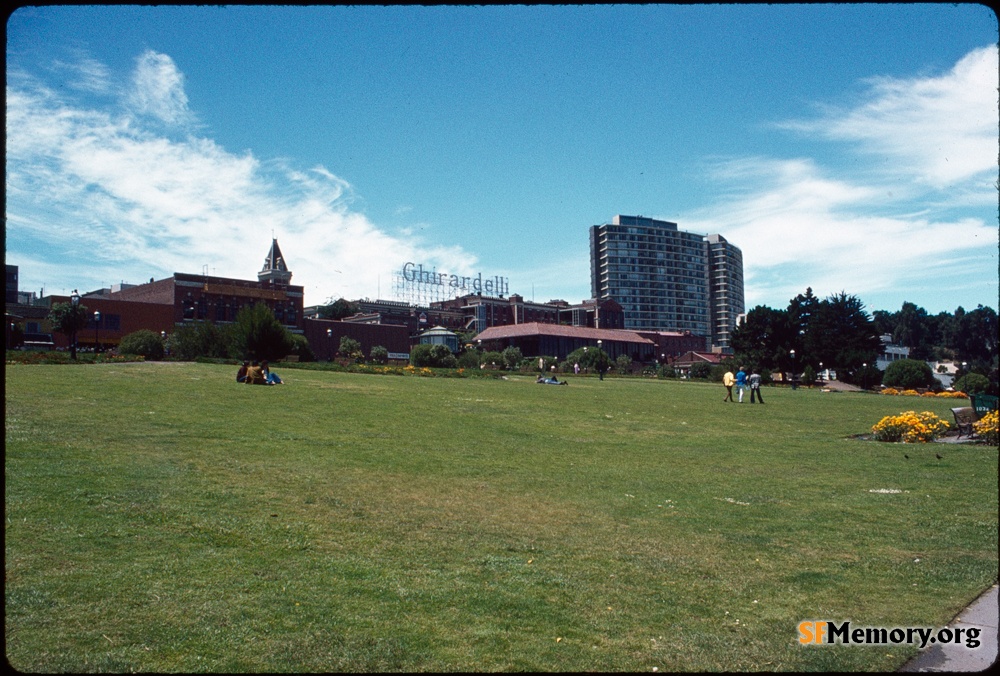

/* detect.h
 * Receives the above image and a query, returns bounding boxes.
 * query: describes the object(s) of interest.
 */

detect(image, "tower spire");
[258,238,292,286]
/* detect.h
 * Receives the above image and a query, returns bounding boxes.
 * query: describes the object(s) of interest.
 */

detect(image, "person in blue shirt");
[735,366,747,403]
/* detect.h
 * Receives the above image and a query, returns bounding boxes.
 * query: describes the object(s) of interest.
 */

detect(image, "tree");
[953,305,998,365]
[730,305,795,372]
[231,303,294,361]
[48,300,89,360]
[119,330,165,361]
[882,359,936,390]
[810,292,881,372]
[615,353,632,374]
[319,298,360,320]
[370,345,388,364]
[892,302,935,360]
[166,320,233,360]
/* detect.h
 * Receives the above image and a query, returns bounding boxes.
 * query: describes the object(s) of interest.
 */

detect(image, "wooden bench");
[951,407,977,439]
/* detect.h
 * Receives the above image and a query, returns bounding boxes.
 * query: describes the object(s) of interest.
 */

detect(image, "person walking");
[749,368,764,403]
[735,366,747,403]
[723,369,735,402]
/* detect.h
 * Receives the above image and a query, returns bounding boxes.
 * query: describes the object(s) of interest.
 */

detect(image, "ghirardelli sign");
[401,262,509,297]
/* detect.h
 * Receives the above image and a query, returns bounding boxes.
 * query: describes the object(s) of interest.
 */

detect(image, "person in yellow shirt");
[723,370,735,402]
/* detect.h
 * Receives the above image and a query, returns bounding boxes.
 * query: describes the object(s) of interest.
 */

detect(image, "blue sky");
[6,4,998,315]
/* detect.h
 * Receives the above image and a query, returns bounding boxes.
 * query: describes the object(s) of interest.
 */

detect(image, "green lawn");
[5,363,997,672]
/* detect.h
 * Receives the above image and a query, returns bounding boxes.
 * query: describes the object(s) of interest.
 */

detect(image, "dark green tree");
[48,300,89,360]
[730,305,796,372]
[231,303,294,362]
[319,298,360,320]
[166,320,233,360]
[892,302,935,360]
[810,292,881,372]
[882,359,936,390]
[370,345,388,364]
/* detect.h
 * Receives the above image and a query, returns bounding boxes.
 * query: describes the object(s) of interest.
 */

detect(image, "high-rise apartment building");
[705,233,745,351]
[590,215,744,350]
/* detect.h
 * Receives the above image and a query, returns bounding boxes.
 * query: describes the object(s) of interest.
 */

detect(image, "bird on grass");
[936,453,944,460]
[904,454,910,460]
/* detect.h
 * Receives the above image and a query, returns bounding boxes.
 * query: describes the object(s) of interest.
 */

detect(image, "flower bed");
[973,410,998,446]
[872,410,950,443]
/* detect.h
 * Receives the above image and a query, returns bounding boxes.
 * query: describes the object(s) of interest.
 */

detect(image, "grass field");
[5,362,997,672]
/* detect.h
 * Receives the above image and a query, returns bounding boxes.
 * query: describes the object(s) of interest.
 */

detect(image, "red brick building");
[35,239,305,351]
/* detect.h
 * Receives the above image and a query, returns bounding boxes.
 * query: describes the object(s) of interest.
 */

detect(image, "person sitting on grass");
[236,360,249,383]
[245,360,266,385]
[260,360,282,385]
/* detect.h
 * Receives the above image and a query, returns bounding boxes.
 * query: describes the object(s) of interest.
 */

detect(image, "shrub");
[954,373,990,395]
[882,359,936,390]
[457,349,481,369]
[369,345,388,364]
[973,410,998,445]
[881,388,900,396]
[689,362,712,379]
[501,346,523,371]
[118,330,165,360]
[481,351,504,369]
[339,336,363,361]
[872,411,950,443]
[410,343,457,368]
[288,333,315,362]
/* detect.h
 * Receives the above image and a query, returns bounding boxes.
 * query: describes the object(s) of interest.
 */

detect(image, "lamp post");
[862,362,868,391]
[93,311,101,353]
[790,349,797,389]
[70,289,80,360]
[327,328,333,362]
[597,340,604,381]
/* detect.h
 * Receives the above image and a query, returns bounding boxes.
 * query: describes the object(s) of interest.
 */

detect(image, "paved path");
[900,585,998,672]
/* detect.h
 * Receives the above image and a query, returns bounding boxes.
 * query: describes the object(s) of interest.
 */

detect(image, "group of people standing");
[723,366,763,403]
[236,360,283,385]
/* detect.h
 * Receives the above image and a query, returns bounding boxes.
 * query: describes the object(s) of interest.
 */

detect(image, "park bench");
[951,407,977,439]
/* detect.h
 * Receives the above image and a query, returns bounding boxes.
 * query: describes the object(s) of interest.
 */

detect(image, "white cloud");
[127,50,193,126]
[5,51,477,305]
[780,45,998,191]
[678,46,999,312]
[682,156,996,309]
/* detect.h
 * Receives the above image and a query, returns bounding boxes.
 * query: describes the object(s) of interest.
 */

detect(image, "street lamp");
[790,349,797,389]
[70,289,80,360]
[93,311,101,353]
[862,362,868,391]
[327,328,333,362]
